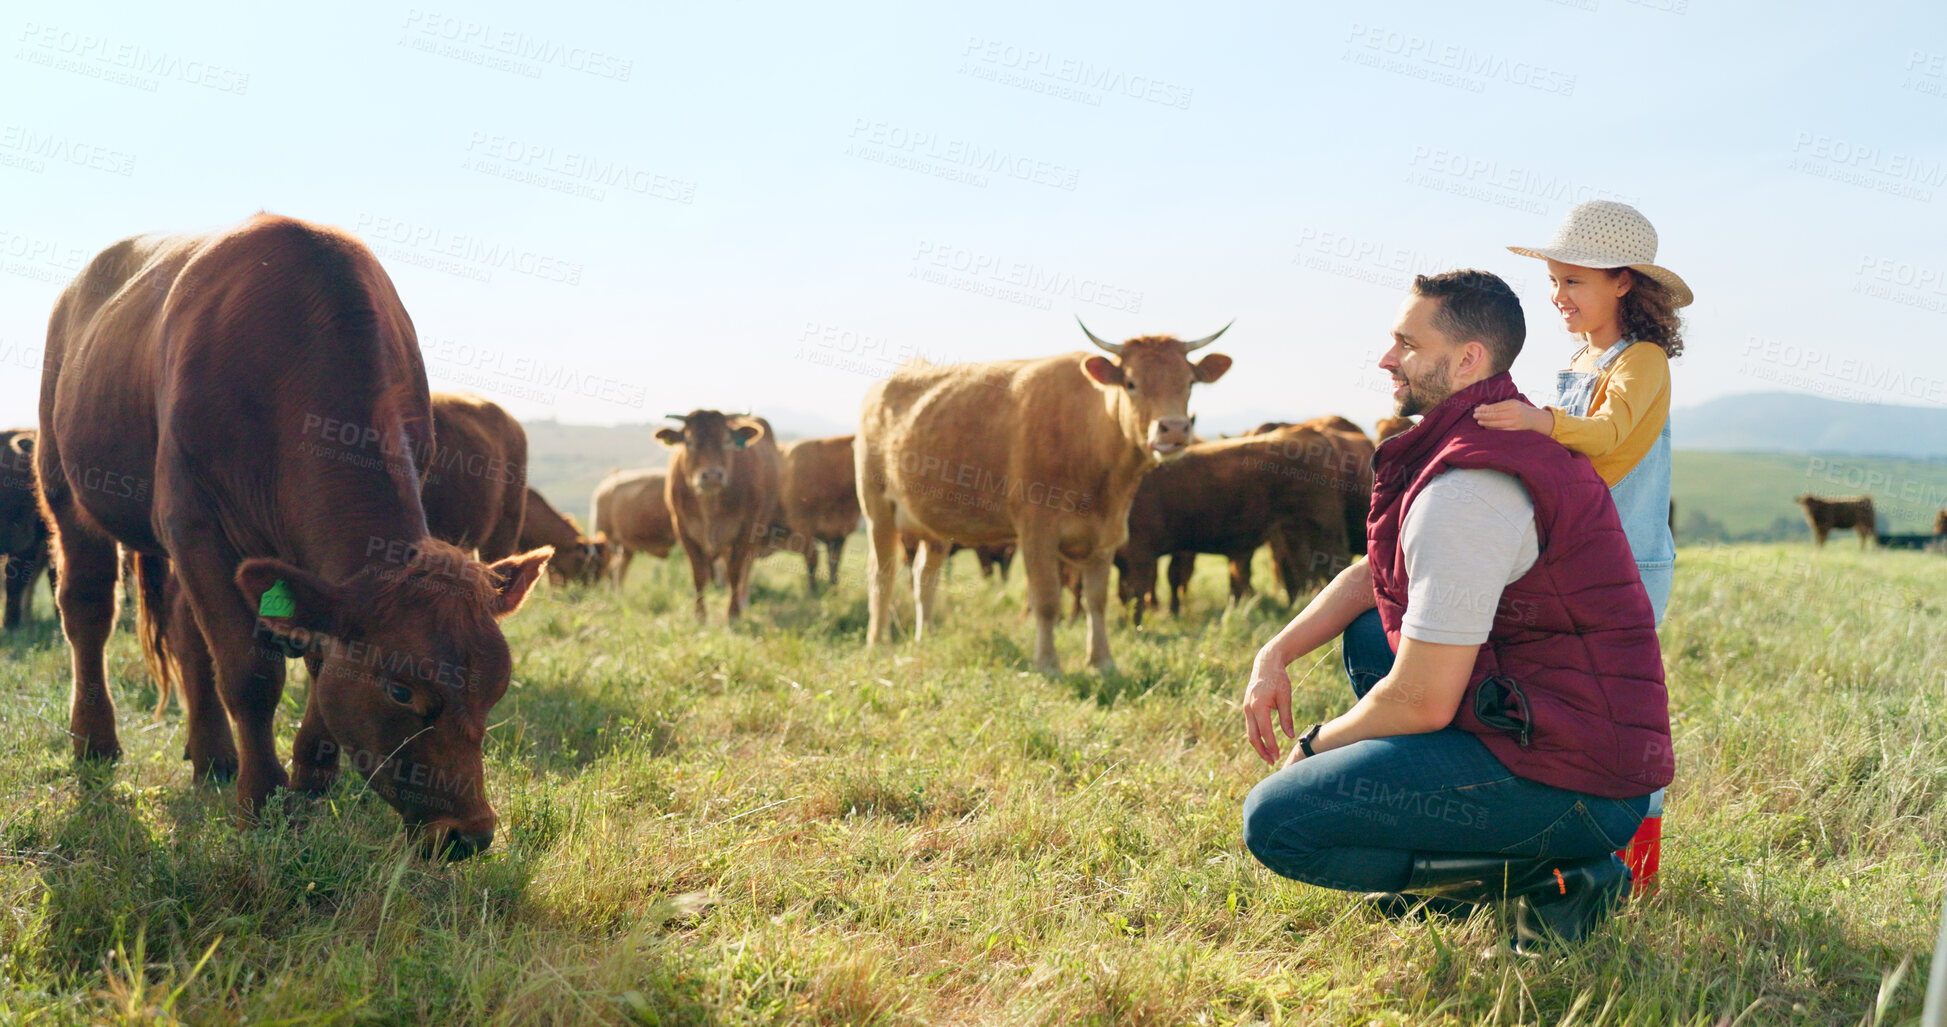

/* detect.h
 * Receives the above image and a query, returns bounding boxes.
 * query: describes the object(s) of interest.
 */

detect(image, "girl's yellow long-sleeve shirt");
[1544,342,1670,487]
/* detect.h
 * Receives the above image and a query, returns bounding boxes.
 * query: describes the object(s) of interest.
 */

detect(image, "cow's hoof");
[1091,660,1119,675]
[72,739,122,764]
[191,753,239,785]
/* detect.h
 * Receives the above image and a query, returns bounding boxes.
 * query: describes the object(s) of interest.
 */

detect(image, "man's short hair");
[1411,270,1525,375]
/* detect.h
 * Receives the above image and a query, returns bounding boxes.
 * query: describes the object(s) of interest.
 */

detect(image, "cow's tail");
[131,551,179,719]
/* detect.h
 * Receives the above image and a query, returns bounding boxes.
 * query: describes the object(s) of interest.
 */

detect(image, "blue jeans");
[1242,610,1648,893]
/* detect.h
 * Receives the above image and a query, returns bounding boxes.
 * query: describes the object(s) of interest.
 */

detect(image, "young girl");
[1473,200,1690,625]
[1474,201,1690,892]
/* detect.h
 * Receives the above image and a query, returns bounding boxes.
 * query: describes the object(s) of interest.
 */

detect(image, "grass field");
[1,542,1942,1025]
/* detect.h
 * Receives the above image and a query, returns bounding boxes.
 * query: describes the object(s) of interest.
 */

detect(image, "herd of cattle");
[0,215,1938,858]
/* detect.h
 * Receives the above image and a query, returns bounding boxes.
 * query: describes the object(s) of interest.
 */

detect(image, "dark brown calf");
[658,411,782,620]
[1,429,54,629]
[1118,427,1351,625]
[37,215,547,857]
[422,393,528,562]
[1796,494,1876,549]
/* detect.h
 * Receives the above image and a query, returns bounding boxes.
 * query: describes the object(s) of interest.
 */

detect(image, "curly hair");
[1614,269,1684,358]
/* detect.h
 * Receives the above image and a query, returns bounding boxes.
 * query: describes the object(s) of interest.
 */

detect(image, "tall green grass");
[0,542,1939,1025]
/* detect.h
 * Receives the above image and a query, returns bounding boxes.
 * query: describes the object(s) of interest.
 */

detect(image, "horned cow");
[856,319,1233,674]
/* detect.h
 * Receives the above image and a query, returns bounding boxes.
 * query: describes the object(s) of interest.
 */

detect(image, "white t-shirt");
[1397,468,1540,646]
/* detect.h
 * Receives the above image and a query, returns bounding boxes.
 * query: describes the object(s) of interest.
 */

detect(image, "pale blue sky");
[5,0,1945,435]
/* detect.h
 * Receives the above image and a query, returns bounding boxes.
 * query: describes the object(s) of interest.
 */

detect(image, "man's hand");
[1472,400,1552,434]
[1243,651,1297,765]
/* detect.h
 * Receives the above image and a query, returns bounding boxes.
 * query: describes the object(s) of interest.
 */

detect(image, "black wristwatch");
[1298,722,1324,758]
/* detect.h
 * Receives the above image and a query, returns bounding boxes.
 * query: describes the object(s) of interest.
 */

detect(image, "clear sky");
[5,0,1945,436]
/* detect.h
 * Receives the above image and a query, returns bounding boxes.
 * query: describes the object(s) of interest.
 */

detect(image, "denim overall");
[1549,338,1673,820]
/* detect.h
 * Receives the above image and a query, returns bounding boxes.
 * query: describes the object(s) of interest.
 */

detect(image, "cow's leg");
[1081,553,1115,673]
[1019,529,1062,674]
[166,583,239,783]
[825,536,845,589]
[1166,552,1195,617]
[802,540,820,594]
[1127,557,1157,627]
[681,542,713,621]
[166,525,290,817]
[912,538,945,640]
[725,541,757,619]
[289,649,338,795]
[611,547,634,587]
[862,508,900,646]
[1859,524,1873,550]
[2,549,28,629]
[52,524,123,762]
[1228,553,1255,606]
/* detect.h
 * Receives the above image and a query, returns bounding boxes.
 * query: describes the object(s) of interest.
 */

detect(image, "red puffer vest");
[1368,373,1673,798]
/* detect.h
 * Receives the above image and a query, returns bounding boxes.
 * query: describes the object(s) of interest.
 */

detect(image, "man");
[1240,270,1672,954]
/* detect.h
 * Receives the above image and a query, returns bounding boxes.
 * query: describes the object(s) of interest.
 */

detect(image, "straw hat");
[1507,200,1692,308]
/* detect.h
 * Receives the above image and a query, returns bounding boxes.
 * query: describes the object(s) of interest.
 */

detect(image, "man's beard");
[1395,359,1453,417]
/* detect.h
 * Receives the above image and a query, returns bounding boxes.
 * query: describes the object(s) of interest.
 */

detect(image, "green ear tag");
[732,433,746,450]
[259,579,296,619]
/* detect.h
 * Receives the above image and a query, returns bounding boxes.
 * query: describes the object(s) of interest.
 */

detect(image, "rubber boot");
[1510,854,1631,955]
[1361,854,1555,921]
[1361,892,1481,920]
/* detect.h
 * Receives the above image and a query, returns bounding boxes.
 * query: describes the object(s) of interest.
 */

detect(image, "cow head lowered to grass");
[238,541,551,859]
[1075,318,1234,460]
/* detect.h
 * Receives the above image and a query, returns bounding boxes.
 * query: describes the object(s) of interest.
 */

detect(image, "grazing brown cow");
[591,469,675,586]
[1936,510,1947,537]
[37,215,548,858]
[421,393,528,562]
[2,429,55,629]
[858,320,1233,674]
[1374,416,1414,442]
[1268,418,1375,590]
[1797,494,1876,548]
[776,435,862,591]
[1119,427,1353,625]
[658,411,782,619]
[519,487,607,586]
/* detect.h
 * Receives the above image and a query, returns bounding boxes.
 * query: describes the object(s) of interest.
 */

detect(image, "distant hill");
[1673,392,1947,459]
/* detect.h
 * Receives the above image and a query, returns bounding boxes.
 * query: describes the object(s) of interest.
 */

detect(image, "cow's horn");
[1076,316,1122,355]
[663,412,690,422]
[1182,320,1235,352]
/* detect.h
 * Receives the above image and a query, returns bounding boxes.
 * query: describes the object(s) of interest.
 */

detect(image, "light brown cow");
[37,215,548,858]
[519,486,607,585]
[422,393,528,562]
[658,411,782,619]
[592,469,676,586]
[1797,494,1876,548]
[857,320,1233,674]
[2,429,54,629]
[775,435,862,591]
[1937,510,1947,537]
[1374,416,1414,442]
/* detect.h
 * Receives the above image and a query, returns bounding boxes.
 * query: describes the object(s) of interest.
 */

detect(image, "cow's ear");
[1193,353,1233,383]
[487,547,551,618]
[655,427,684,446]
[1082,355,1123,386]
[732,420,766,445]
[236,559,340,636]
